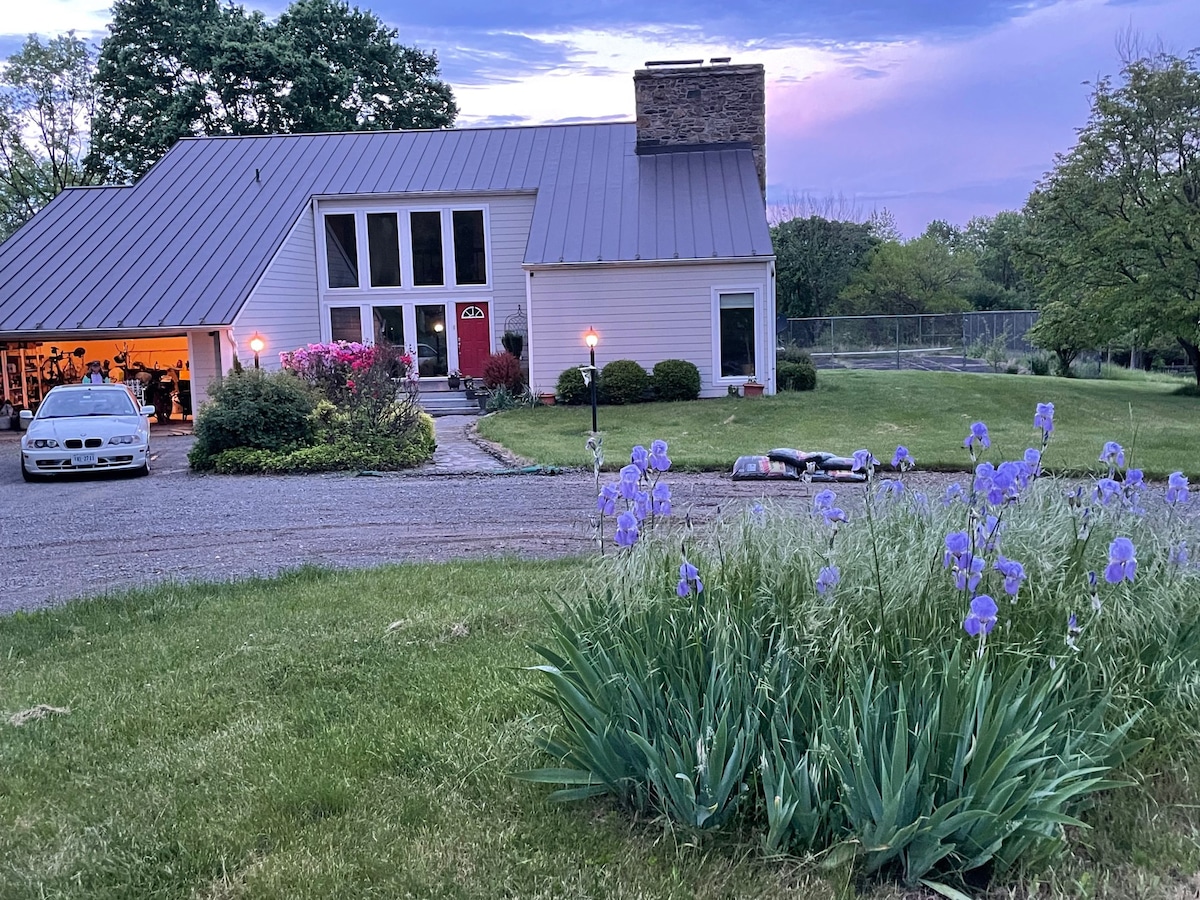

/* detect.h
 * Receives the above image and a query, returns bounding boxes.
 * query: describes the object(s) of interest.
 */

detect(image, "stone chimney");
[633,59,766,198]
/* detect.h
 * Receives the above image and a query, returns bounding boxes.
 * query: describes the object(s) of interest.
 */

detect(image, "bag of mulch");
[731,455,800,480]
[767,448,857,472]
[809,470,868,483]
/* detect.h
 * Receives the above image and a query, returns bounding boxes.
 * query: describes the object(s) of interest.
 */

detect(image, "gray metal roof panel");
[0,124,771,332]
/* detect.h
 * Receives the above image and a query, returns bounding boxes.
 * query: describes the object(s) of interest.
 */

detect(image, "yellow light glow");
[433,323,444,334]
[584,327,599,349]
[248,334,265,353]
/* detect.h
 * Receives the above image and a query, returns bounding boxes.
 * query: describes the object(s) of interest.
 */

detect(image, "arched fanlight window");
[460,305,485,319]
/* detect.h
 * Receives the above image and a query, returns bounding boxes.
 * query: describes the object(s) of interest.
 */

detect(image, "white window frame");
[711,285,764,385]
[315,202,492,294]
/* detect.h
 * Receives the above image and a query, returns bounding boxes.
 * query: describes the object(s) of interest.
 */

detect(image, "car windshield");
[38,390,136,418]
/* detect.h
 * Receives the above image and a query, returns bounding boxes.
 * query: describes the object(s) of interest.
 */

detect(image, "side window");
[452,210,486,285]
[718,292,756,378]
[324,215,358,288]
[367,213,401,287]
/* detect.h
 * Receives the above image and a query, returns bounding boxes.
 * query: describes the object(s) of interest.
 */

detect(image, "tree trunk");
[1178,336,1200,387]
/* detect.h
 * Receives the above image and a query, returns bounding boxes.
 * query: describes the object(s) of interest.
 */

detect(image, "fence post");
[830,318,835,365]
[896,318,901,369]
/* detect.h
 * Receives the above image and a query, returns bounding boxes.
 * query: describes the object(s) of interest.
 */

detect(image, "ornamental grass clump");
[521,402,1200,893]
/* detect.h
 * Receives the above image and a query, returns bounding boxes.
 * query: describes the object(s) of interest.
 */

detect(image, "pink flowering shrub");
[280,341,413,407]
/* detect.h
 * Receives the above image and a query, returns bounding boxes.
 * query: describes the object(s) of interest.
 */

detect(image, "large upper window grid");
[324,215,358,288]
[321,209,488,290]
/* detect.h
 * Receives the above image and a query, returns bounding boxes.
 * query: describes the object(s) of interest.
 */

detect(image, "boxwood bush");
[777,358,818,391]
[555,366,590,405]
[189,369,316,465]
[652,359,701,401]
[599,359,649,405]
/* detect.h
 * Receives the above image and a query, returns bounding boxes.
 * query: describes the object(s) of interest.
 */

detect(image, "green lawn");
[480,371,1200,478]
[2,564,1198,898]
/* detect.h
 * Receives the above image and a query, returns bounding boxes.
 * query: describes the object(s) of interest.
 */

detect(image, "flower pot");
[742,382,765,397]
[447,375,461,390]
[538,392,556,406]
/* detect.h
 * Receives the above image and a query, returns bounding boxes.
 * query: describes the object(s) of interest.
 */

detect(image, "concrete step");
[419,391,481,417]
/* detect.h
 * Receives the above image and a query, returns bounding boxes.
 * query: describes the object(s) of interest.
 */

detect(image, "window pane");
[372,306,405,346]
[330,307,362,342]
[452,210,486,285]
[325,215,358,288]
[367,213,401,287]
[416,304,447,376]
[719,293,756,377]
[410,211,444,286]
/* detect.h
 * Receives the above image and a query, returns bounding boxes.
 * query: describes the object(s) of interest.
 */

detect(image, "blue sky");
[6,0,1200,235]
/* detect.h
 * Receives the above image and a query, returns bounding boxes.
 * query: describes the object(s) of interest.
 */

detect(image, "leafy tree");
[0,33,97,239]
[771,215,878,317]
[836,236,975,316]
[1020,51,1200,386]
[89,0,457,182]
[1026,296,1110,376]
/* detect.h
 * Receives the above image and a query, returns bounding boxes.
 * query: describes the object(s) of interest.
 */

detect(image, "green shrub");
[190,369,316,469]
[482,352,524,392]
[555,366,590,405]
[777,359,817,391]
[651,359,701,401]
[777,345,814,365]
[206,415,435,474]
[598,359,649,405]
[1029,354,1051,376]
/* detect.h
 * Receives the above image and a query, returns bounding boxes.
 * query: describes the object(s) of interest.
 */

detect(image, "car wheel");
[21,463,42,483]
[134,457,151,477]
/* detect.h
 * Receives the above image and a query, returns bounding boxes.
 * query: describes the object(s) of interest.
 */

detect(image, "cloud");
[2,0,109,38]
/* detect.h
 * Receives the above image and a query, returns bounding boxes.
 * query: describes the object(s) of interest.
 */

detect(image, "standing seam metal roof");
[0,123,771,333]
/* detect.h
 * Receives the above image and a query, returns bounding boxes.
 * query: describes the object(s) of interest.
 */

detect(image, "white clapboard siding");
[527,260,773,397]
[232,209,321,368]
[482,196,535,350]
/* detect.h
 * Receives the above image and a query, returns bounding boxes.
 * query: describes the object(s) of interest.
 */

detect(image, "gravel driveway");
[2,432,1191,615]
[0,432,855,614]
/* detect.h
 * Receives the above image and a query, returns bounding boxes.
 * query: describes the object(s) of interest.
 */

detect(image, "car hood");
[25,415,146,442]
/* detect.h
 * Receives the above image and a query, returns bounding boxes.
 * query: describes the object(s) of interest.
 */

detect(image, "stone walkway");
[420,414,514,474]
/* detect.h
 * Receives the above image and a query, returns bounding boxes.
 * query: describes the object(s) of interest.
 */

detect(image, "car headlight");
[108,435,137,445]
[30,438,59,448]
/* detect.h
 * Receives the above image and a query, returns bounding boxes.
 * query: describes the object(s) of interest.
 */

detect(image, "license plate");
[72,453,98,466]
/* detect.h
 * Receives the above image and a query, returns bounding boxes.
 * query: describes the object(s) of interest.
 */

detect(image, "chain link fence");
[779,311,1040,371]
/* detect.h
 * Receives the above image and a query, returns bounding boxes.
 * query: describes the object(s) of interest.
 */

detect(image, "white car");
[20,384,155,481]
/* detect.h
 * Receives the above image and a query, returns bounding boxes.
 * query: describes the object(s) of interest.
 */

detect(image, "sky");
[5,0,1200,235]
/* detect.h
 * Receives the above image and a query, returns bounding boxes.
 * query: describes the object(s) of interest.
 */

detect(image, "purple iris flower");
[618,464,641,500]
[749,502,765,523]
[1094,478,1122,507]
[596,483,618,516]
[993,555,1025,595]
[1034,402,1055,439]
[943,531,970,566]
[677,560,703,597]
[822,506,848,526]
[877,479,904,499]
[1024,447,1043,477]
[954,555,986,593]
[1169,541,1190,568]
[974,462,996,495]
[1099,441,1126,471]
[943,483,965,505]
[963,594,998,636]
[816,565,841,596]
[633,490,651,522]
[630,445,649,474]
[974,515,1003,552]
[964,422,991,457]
[614,511,639,547]
[648,439,671,472]
[852,449,879,473]
[813,489,836,512]
[1104,537,1137,584]
[651,482,672,516]
[1167,472,1190,505]
[892,446,913,470]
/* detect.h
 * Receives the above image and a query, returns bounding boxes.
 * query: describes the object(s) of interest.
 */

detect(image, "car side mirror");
[141,404,156,416]
[19,409,32,421]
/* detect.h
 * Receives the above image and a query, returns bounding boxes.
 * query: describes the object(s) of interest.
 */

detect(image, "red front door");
[456,303,491,377]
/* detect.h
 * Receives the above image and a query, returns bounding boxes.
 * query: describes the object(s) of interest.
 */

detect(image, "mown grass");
[479,371,1199,477]
[1,561,1198,898]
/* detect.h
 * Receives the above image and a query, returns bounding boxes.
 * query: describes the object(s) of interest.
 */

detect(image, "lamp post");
[249,333,265,370]
[584,326,599,434]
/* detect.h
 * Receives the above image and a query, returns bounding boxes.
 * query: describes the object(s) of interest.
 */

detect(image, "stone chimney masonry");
[633,61,766,198]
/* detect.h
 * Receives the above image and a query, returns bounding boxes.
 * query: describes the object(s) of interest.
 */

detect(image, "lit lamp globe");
[249,334,265,369]
[583,327,599,433]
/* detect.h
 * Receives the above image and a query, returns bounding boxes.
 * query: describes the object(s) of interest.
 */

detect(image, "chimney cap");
[710,57,731,63]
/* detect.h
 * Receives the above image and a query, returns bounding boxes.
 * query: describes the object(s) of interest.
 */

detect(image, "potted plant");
[742,377,765,397]
[538,391,556,406]
[463,376,476,398]
[501,331,524,359]
[447,371,462,390]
